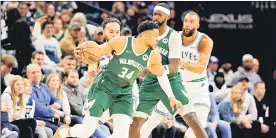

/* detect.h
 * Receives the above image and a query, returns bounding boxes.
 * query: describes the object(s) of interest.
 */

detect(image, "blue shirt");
[30,83,61,122]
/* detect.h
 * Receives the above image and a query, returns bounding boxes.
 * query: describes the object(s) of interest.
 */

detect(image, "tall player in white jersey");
[140,11,213,138]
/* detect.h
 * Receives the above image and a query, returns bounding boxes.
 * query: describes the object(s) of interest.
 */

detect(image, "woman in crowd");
[1,76,37,138]
[218,85,261,138]
[46,73,82,126]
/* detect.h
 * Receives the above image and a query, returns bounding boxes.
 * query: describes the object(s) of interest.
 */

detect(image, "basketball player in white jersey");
[140,11,213,138]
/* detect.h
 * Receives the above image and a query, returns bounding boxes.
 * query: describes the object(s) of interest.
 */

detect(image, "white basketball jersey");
[180,31,209,82]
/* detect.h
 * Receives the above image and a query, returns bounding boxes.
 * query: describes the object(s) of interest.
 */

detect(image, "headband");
[154,6,170,15]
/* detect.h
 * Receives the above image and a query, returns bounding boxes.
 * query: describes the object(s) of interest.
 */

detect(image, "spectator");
[27,63,62,132]
[45,4,55,22]
[112,2,130,27]
[92,27,104,44]
[58,55,77,81]
[252,58,260,73]
[209,72,229,104]
[1,76,37,138]
[121,27,132,36]
[17,2,34,24]
[2,8,35,74]
[79,26,87,42]
[219,62,234,85]
[61,69,85,118]
[148,1,160,15]
[31,15,48,41]
[1,55,17,93]
[168,8,176,28]
[208,56,219,84]
[53,17,64,41]
[206,94,231,138]
[253,82,272,138]
[23,78,53,138]
[22,51,55,80]
[126,7,137,35]
[59,22,81,57]
[33,21,61,66]
[33,2,46,18]
[46,73,82,126]
[218,85,261,138]
[69,12,96,40]
[59,9,72,30]
[1,104,19,138]
[228,54,262,93]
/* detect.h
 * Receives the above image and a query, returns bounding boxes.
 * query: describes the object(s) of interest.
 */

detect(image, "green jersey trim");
[114,37,128,56]
[188,77,206,82]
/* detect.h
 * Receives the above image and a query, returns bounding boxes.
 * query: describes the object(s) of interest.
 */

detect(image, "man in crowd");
[208,56,219,84]
[1,55,17,93]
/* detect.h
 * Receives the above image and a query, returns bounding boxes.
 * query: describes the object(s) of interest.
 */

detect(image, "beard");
[154,20,166,27]
[223,67,231,73]
[182,28,196,37]
[244,66,252,71]
[67,82,78,88]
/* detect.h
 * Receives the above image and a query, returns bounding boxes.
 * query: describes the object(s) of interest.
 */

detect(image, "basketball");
[78,41,101,64]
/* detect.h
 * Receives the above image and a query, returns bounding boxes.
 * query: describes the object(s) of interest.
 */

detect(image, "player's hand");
[51,102,61,109]
[169,96,182,112]
[74,47,82,60]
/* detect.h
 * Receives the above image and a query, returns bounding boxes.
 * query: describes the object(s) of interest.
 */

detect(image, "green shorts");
[136,73,190,117]
[85,72,134,118]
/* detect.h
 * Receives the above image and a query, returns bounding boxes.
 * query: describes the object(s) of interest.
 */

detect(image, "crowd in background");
[1,1,276,138]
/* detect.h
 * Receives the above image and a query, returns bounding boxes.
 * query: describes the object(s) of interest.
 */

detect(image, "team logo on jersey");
[162,38,168,44]
[143,54,148,61]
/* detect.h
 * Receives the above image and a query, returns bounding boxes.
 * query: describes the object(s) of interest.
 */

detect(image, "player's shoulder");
[200,32,213,46]
[149,50,162,64]
[109,36,127,43]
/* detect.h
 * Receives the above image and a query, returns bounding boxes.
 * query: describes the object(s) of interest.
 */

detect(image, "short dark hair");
[137,20,159,34]
[18,2,30,7]
[64,69,78,78]
[156,3,170,10]
[101,17,121,29]
[42,21,54,30]
[31,51,44,59]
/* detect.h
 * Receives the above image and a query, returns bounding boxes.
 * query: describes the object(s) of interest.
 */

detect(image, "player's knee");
[131,117,146,129]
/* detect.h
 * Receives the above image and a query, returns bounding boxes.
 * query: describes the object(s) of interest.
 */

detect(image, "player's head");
[102,17,121,41]
[153,3,170,27]
[182,11,200,37]
[137,20,159,49]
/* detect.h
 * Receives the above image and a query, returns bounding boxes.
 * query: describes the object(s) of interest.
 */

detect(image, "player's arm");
[165,31,182,74]
[147,51,175,98]
[180,35,213,74]
[75,37,126,59]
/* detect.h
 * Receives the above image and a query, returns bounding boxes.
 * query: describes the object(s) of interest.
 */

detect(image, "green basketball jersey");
[144,27,179,81]
[104,36,152,87]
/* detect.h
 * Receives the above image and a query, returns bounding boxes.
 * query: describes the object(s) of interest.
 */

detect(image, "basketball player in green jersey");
[130,3,208,138]
[53,20,182,138]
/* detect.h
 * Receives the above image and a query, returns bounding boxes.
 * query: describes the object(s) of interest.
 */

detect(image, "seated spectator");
[53,17,64,41]
[45,4,55,22]
[58,55,77,81]
[209,72,229,104]
[1,55,17,93]
[1,76,37,138]
[253,82,272,138]
[59,22,81,57]
[91,27,104,44]
[207,56,219,84]
[228,54,262,94]
[218,62,234,85]
[27,63,62,132]
[252,58,260,73]
[33,2,46,18]
[22,51,55,79]
[62,69,84,118]
[46,73,82,126]
[23,78,53,138]
[206,94,231,138]
[218,85,261,138]
[59,9,72,30]
[33,21,62,66]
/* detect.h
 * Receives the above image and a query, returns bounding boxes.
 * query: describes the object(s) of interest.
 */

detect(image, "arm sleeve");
[168,31,182,59]
[30,92,55,118]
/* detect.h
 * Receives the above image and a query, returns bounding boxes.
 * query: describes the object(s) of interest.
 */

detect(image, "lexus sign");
[201,13,254,29]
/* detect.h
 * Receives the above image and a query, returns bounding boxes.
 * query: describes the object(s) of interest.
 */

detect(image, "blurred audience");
[219,62,234,85]
[208,56,219,84]
[1,55,17,93]
[92,27,104,44]
[209,72,229,104]
[252,58,260,73]
[53,17,64,41]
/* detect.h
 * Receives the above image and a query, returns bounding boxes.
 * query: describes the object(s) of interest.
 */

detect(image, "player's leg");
[130,98,159,138]
[53,82,113,138]
[109,94,133,138]
[140,101,168,138]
